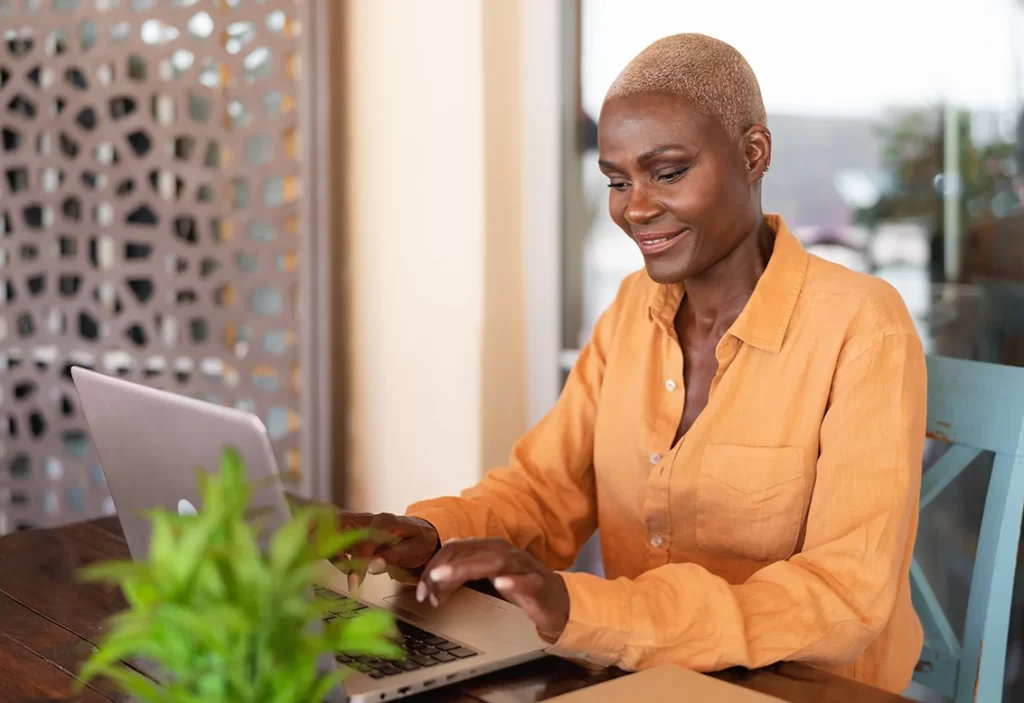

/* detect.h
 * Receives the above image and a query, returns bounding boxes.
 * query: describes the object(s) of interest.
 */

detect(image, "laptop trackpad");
[383,587,508,620]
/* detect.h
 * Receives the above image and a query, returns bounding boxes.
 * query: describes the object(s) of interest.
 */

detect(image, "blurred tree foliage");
[855,107,1019,232]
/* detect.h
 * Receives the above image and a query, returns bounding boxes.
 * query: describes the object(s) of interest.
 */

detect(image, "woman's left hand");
[416,538,570,637]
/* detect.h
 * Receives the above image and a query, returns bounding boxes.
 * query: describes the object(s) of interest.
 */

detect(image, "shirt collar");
[646,214,808,354]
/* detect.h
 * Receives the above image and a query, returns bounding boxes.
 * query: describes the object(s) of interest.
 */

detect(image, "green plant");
[76,447,401,703]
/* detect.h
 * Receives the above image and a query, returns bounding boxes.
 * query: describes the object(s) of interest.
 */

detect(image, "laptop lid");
[70,366,292,561]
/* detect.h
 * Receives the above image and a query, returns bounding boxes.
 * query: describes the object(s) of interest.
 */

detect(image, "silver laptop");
[71,367,548,702]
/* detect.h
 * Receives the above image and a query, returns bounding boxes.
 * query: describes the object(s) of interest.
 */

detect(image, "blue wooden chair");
[911,356,1024,702]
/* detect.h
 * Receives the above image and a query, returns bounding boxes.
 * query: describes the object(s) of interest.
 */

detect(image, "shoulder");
[800,254,919,341]
[792,257,925,415]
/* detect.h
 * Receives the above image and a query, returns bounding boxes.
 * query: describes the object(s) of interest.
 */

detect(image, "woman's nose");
[623,185,663,225]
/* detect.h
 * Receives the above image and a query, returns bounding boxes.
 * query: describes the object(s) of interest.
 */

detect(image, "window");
[563,0,1024,371]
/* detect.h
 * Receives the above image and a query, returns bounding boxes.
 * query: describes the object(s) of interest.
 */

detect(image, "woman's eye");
[657,168,688,182]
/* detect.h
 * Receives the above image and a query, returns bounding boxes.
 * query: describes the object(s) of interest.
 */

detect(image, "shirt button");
[664,379,677,391]
[649,452,662,465]
[649,534,664,548]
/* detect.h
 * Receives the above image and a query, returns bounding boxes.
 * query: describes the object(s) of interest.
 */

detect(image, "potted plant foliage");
[75,447,400,702]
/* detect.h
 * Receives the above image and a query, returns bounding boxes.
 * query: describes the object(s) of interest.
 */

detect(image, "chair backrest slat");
[925,356,1024,456]
[957,452,1024,703]
[913,356,1024,702]
[920,445,984,510]
[910,558,961,655]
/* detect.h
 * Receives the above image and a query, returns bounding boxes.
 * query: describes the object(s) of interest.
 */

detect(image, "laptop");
[71,367,548,702]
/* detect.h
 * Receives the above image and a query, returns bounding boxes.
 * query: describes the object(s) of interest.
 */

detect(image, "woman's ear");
[743,126,771,180]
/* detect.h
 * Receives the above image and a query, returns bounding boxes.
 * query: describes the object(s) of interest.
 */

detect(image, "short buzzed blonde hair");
[605,33,766,135]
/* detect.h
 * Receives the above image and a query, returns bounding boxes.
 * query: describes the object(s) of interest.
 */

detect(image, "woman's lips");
[635,230,686,256]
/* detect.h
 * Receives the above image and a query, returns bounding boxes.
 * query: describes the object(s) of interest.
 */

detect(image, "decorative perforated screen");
[0,0,325,533]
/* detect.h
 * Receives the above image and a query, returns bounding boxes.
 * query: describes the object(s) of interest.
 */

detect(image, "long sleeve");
[405,276,637,570]
[549,331,926,673]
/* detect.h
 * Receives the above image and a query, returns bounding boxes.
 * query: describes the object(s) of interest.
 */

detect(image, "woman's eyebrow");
[598,144,689,170]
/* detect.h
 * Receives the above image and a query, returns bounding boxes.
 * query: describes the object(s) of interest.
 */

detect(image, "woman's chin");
[643,258,690,285]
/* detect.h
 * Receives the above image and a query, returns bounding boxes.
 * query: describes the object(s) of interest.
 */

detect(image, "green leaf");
[78,560,151,585]
[78,630,162,685]
[218,446,247,494]
[269,508,314,575]
[168,513,219,594]
[305,669,347,703]
[147,511,179,575]
[93,667,167,703]
[121,577,160,610]
[77,445,400,703]
[315,527,378,561]
[332,610,399,648]
[336,636,404,660]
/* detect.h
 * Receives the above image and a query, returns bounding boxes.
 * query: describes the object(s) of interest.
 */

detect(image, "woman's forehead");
[598,93,720,156]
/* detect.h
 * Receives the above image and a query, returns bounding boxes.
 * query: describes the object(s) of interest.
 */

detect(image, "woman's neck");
[681,218,775,329]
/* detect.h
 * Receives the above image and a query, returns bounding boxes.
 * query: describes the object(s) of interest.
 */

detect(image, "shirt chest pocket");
[696,444,807,563]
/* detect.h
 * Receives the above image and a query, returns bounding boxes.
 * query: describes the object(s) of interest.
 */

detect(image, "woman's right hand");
[330,512,441,589]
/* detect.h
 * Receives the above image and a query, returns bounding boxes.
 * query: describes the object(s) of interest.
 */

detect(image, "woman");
[339,34,925,693]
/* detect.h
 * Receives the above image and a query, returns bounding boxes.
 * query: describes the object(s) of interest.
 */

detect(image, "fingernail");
[429,564,453,583]
[493,576,513,591]
[348,572,359,591]
[416,581,427,603]
[367,557,387,575]
[429,594,439,607]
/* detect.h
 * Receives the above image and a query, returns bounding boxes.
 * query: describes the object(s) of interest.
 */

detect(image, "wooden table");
[0,518,910,703]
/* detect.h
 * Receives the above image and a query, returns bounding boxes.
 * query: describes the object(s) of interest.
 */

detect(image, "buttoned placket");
[643,310,685,566]
[643,309,747,567]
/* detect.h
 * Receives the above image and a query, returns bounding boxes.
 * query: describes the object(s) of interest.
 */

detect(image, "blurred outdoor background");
[1,0,1022,696]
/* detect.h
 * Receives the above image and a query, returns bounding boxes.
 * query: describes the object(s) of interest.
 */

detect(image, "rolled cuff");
[545,571,631,668]
[404,499,472,546]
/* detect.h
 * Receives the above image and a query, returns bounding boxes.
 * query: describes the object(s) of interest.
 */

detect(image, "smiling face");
[598,92,769,284]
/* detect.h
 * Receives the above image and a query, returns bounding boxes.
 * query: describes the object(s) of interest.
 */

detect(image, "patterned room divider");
[0,0,332,533]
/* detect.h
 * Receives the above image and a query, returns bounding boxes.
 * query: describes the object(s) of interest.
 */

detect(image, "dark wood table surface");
[0,518,910,703]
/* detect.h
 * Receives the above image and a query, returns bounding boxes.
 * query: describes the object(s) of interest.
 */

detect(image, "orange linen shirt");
[407,215,926,692]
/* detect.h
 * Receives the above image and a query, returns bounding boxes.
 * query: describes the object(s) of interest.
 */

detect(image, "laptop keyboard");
[315,586,479,679]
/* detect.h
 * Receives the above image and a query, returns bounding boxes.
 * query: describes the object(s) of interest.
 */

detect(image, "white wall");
[521,0,564,426]
[480,0,528,472]
[342,0,486,513]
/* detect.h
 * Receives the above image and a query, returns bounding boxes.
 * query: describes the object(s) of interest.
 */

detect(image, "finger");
[373,536,433,570]
[420,550,516,606]
[412,540,481,591]
[344,552,392,591]
[346,541,382,590]
[385,563,420,585]
[343,545,381,592]
[413,539,504,603]
[337,511,375,531]
[313,510,372,552]
[367,556,421,585]
[492,572,546,616]
[308,507,342,540]
[346,515,391,556]
[348,534,393,564]
[489,573,557,634]
[346,516,405,588]
[371,550,421,584]
[411,540,516,601]
[421,538,510,568]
